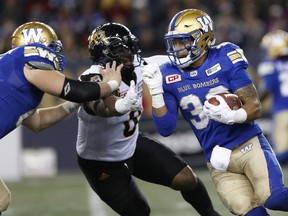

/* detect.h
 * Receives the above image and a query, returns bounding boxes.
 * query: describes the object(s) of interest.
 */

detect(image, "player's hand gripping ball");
[208,93,242,110]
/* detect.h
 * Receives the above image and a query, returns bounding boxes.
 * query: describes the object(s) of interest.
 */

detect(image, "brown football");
[208,93,242,110]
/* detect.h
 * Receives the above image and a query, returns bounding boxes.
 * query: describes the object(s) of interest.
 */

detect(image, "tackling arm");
[84,80,142,117]
[22,101,79,132]
[23,61,122,102]
[142,63,177,136]
[84,96,120,117]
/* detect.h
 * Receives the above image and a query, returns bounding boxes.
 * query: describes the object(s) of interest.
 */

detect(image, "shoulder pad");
[26,61,55,70]
[79,65,102,81]
[214,42,249,66]
[23,43,66,71]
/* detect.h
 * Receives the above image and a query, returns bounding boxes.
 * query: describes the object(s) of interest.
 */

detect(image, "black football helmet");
[88,23,142,81]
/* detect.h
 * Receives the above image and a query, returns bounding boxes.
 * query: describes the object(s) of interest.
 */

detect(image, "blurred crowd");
[0,0,287,117]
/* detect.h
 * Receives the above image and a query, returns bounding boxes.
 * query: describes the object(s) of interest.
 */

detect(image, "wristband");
[234,108,247,123]
[62,101,80,114]
[107,80,119,92]
[152,94,165,109]
[115,99,127,114]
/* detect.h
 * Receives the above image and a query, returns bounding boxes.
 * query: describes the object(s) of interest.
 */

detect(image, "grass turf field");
[4,167,288,216]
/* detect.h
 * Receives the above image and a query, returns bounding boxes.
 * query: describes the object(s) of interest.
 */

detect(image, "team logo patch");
[190,70,198,77]
[64,82,71,96]
[240,143,253,154]
[22,28,43,44]
[166,74,182,84]
[205,63,221,76]
[99,172,110,181]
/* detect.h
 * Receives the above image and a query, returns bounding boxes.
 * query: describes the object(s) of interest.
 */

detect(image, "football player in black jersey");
[76,22,221,216]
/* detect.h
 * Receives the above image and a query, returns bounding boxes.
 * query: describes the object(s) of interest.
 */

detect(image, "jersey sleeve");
[219,42,249,70]
[23,43,66,72]
[152,91,178,137]
[220,42,252,91]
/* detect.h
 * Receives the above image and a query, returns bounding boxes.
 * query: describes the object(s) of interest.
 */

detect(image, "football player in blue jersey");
[76,22,221,216]
[142,9,288,216]
[0,21,122,214]
[257,30,288,166]
[0,21,122,140]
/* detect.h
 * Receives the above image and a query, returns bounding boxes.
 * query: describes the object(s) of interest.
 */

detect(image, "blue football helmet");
[11,22,66,71]
[164,9,216,68]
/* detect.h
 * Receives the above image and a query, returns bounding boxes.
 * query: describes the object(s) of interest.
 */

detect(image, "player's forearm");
[152,109,177,137]
[235,84,262,122]
[98,82,119,99]
[85,96,122,117]
[241,100,262,122]
[24,67,118,102]
[22,102,79,132]
[152,106,167,117]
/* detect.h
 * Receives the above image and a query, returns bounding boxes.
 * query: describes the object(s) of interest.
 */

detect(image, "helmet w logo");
[22,28,43,44]
[196,16,213,32]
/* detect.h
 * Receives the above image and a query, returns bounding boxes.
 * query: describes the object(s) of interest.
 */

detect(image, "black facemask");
[121,65,137,86]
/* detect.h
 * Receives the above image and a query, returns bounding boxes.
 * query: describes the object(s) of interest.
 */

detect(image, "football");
[208,93,242,110]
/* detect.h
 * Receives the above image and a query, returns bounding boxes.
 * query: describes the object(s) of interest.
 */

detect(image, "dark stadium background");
[2,0,284,170]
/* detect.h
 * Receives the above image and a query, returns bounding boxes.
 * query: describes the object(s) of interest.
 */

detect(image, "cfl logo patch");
[166,74,182,84]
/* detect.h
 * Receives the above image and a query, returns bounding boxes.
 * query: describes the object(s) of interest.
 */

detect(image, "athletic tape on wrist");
[107,80,119,92]
[152,94,165,108]
[234,108,247,123]
[115,99,127,114]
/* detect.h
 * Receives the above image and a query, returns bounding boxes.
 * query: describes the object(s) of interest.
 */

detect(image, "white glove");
[142,63,163,96]
[203,95,247,125]
[115,80,142,114]
[142,63,165,108]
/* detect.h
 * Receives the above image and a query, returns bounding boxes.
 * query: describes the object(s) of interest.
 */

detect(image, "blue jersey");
[0,43,63,138]
[258,58,288,115]
[155,42,262,161]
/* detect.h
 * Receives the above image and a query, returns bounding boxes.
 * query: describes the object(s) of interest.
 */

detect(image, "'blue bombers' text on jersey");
[0,43,64,138]
[155,42,263,161]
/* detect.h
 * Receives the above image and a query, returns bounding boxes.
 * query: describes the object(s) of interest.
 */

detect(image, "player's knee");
[227,196,254,215]
[255,187,270,206]
[125,198,150,216]
[246,206,269,216]
[0,188,11,212]
[171,166,197,191]
[264,187,288,211]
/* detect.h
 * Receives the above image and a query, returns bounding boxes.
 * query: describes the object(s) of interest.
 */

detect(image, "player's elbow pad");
[152,113,177,137]
[59,77,101,102]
